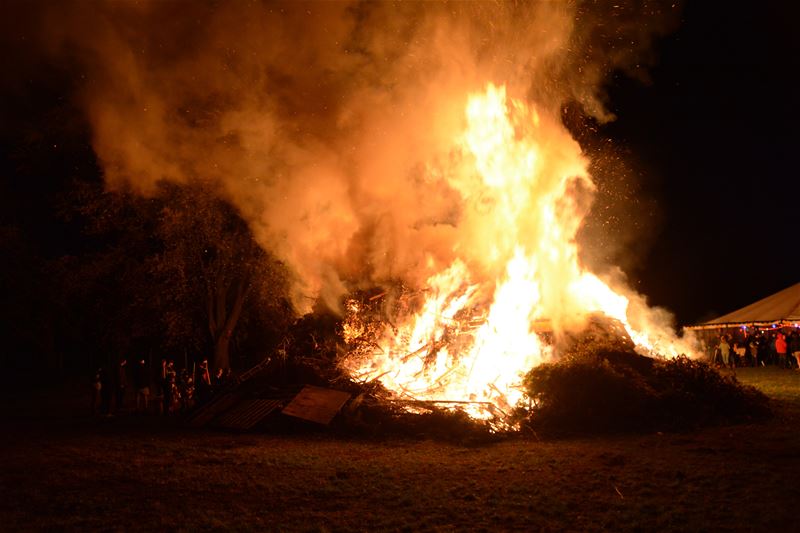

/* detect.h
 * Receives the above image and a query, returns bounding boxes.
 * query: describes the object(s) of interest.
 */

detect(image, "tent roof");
[687,282,800,329]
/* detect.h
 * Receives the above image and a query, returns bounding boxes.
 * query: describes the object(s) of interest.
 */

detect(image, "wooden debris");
[215,399,285,430]
[282,385,351,425]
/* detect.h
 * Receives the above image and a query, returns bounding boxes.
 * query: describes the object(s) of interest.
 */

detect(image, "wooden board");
[281,385,351,425]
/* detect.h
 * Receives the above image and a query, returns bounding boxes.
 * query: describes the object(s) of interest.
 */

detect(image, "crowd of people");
[91,357,230,416]
[703,328,800,369]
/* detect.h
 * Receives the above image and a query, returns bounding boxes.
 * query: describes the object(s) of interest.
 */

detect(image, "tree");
[59,179,292,371]
[150,183,290,370]
[55,180,164,369]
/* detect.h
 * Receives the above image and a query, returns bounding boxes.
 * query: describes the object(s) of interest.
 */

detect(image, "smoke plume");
[22,0,681,313]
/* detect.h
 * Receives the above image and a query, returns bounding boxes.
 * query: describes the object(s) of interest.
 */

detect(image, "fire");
[342,83,694,422]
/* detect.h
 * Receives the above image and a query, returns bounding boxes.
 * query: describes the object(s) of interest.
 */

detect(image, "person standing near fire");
[196,359,212,404]
[749,336,760,367]
[134,359,150,413]
[732,341,746,367]
[163,360,177,415]
[790,331,800,370]
[91,367,103,415]
[718,336,731,368]
[776,332,788,368]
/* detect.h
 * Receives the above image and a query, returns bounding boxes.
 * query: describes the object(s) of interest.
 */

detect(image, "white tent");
[687,282,800,330]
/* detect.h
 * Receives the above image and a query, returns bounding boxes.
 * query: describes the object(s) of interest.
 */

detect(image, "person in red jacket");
[776,333,788,368]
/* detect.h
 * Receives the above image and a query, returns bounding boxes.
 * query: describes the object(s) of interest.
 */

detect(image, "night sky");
[604,1,799,325]
[1,1,797,330]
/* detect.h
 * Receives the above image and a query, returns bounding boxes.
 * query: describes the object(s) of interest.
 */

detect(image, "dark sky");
[604,1,799,326]
[1,1,797,330]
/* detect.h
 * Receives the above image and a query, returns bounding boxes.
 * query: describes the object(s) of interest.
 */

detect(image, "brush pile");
[515,316,771,436]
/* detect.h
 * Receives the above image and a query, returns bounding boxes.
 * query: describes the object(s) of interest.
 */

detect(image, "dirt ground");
[2,367,799,531]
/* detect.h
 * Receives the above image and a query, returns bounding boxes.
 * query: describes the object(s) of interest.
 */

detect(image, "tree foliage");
[55,179,292,370]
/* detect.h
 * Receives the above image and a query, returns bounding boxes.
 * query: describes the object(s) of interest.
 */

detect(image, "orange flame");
[342,83,695,424]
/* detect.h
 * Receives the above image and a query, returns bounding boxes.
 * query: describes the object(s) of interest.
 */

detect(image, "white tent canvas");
[688,282,800,330]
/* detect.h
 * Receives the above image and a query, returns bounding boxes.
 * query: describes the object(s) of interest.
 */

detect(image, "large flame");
[342,83,694,421]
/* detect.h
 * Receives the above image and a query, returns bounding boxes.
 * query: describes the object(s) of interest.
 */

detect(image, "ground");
[1,368,799,531]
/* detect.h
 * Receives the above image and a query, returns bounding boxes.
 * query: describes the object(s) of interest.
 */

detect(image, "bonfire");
[333,84,698,426]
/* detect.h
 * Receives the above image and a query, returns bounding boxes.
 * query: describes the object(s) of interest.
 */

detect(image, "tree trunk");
[213,334,230,372]
[209,277,249,371]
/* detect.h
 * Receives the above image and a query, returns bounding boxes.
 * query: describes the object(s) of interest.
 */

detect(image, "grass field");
[735,366,800,406]
[2,368,800,531]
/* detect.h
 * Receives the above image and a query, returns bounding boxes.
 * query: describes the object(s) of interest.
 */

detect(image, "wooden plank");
[281,385,351,425]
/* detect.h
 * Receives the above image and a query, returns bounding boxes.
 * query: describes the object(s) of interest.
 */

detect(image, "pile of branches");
[514,317,771,436]
[331,289,501,442]
[270,288,402,385]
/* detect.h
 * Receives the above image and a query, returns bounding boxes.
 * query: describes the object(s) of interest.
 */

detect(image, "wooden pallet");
[185,392,243,428]
[214,398,286,430]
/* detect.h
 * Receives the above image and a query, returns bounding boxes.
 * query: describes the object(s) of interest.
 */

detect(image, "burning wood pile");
[339,288,505,428]
[265,297,770,439]
[341,288,490,398]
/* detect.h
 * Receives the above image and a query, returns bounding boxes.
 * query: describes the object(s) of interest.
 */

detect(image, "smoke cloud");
[21,0,681,313]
